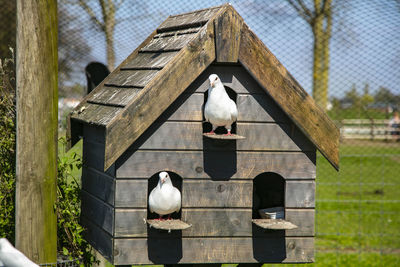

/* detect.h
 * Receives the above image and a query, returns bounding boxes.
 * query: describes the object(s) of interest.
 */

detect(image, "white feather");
[204,74,238,132]
[0,238,39,267]
[148,172,181,216]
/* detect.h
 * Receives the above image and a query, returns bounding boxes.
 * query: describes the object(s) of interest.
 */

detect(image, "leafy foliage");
[0,50,95,265]
[0,48,15,243]
[56,138,96,266]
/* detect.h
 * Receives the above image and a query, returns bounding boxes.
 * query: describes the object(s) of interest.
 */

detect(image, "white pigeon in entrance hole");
[148,172,181,220]
[0,238,39,267]
[204,74,238,135]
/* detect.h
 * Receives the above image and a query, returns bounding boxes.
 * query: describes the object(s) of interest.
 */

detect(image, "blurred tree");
[0,0,16,59]
[375,86,398,106]
[76,0,125,71]
[58,6,92,92]
[345,84,360,108]
[286,0,333,111]
[360,83,374,108]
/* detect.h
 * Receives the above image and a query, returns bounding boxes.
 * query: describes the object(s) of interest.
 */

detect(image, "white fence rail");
[337,119,398,140]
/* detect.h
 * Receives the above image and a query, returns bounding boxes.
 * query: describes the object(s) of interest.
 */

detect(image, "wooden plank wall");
[107,65,316,265]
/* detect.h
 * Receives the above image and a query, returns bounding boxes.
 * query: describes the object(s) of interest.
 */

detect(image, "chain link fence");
[1,0,400,266]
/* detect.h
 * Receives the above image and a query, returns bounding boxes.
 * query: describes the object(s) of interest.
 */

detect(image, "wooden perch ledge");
[146,219,192,231]
[252,219,298,230]
[203,133,245,140]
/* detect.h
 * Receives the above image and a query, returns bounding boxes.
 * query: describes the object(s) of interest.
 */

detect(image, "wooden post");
[15,0,58,263]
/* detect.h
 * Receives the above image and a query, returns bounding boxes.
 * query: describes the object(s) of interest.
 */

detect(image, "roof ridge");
[168,4,227,18]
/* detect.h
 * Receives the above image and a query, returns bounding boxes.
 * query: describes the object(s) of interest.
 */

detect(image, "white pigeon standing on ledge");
[149,172,181,220]
[204,74,238,135]
[0,238,39,267]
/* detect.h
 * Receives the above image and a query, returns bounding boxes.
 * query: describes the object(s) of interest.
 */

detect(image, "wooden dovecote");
[68,4,339,266]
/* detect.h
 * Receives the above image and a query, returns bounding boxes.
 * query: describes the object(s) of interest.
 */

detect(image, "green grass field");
[61,137,400,267]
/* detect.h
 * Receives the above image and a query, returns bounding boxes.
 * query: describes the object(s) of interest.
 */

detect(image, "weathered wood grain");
[115,180,148,208]
[129,121,313,151]
[237,94,290,123]
[113,237,314,264]
[87,86,142,107]
[71,103,123,126]
[238,23,339,170]
[105,21,217,170]
[82,167,115,206]
[67,26,159,150]
[114,209,147,237]
[157,6,223,32]
[147,219,192,231]
[158,92,290,123]
[155,27,201,38]
[105,69,159,87]
[285,209,315,236]
[81,216,113,263]
[189,65,266,94]
[252,219,297,230]
[214,6,243,62]
[15,0,58,261]
[81,190,114,235]
[116,151,316,179]
[141,33,197,52]
[112,208,314,238]
[285,181,315,208]
[182,209,252,236]
[183,180,253,207]
[122,51,179,69]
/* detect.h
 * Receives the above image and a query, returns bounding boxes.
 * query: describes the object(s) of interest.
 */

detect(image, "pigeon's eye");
[214,77,218,81]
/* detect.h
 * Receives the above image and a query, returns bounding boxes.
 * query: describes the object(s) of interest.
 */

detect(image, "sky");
[65,0,400,99]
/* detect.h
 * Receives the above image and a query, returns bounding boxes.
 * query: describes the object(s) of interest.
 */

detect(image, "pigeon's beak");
[161,177,166,184]
[210,80,214,87]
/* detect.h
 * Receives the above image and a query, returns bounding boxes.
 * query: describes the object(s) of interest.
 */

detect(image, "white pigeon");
[0,238,39,267]
[204,74,238,135]
[148,172,181,220]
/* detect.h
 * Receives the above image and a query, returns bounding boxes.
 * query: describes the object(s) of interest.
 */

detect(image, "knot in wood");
[287,241,295,250]
[195,166,203,173]
[217,184,226,192]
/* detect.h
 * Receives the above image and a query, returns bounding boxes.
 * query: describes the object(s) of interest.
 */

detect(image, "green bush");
[0,50,95,266]
[0,48,16,244]
[56,138,95,266]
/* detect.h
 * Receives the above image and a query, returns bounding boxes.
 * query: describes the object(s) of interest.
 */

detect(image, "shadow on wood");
[203,137,237,180]
[147,230,183,264]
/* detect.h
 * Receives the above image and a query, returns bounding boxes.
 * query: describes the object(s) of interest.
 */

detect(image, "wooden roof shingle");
[67,4,339,171]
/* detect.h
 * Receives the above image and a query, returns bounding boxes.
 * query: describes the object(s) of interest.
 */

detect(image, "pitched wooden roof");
[67,4,339,171]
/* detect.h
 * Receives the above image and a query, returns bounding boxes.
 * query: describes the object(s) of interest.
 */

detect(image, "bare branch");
[297,0,314,18]
[78,0,104,30]
[286,0,313,24]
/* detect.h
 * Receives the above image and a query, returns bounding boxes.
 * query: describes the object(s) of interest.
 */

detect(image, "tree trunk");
[15,0,58,263]
[321,0,332,110]
[311,0,325,109]
[311,0,332,111]
[104,0,116,71]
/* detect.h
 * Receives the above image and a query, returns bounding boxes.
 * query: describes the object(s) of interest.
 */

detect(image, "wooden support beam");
[15,0,58,263]
[214,5,243,62]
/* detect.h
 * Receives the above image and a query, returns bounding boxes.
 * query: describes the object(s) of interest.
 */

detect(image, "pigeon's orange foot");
[205,131,215,135]
[224,131,233,136]
[167,214,172,220]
